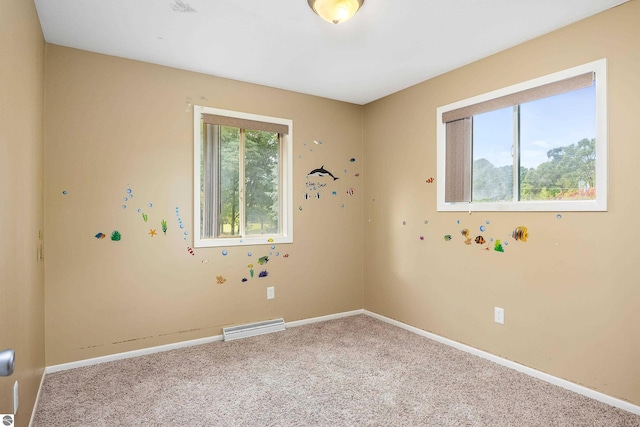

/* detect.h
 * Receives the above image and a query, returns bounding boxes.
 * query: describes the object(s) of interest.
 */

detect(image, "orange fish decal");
[475,235,486,244]
[425,177,434,183]
[512,226,528,242]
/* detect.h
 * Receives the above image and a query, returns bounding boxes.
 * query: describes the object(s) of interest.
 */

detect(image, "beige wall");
[44,45,364,366]
[0,0,45,425]
[363,1,640,406]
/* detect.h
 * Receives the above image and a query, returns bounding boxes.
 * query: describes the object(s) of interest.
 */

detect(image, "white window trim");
[193,106,293,248]
[436,58,608,212]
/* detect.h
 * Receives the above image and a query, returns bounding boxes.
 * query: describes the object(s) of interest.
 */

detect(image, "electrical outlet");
[267,286,275,300]
[13,381,18,414]
[494,307,505,325]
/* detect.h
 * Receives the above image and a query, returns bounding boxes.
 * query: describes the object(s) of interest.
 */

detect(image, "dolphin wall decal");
[308,165,339,180]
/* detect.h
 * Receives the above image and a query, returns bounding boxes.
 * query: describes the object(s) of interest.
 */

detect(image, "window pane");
[245,129,280,235]
[195,106,293,247]
[472,107,514,202]
[217,126,240,237]
[519,85,596,200]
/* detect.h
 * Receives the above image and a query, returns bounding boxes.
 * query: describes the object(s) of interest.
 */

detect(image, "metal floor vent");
[223,318,285,341]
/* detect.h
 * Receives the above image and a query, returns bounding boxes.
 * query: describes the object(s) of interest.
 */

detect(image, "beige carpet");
[33,315,639,426]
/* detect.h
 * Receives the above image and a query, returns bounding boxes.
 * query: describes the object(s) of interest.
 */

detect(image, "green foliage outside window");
[472,138,596,202]
[217,126,279,236]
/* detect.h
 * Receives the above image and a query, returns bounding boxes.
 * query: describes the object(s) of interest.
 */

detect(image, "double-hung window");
[194,106,293,247]
[437,59,607,212]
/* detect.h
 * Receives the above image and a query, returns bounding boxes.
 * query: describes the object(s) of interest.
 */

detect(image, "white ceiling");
[34,0,627,105]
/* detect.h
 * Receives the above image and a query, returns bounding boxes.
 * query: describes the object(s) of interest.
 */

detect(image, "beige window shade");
[442,72,594,124]
[202,113,289,135]
[445,118,472,203]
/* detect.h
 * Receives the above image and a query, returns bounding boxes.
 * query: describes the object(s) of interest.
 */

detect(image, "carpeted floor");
[33,315,640,426]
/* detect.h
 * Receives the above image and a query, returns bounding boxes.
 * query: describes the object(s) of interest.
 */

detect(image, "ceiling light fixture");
[307,0,364,25]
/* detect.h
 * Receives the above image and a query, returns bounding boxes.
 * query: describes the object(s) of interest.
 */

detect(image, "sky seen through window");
[473,85,596,169]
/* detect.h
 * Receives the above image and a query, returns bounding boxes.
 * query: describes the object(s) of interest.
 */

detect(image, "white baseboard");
[45,309,365,374]
[46,334,224,374]
[28,368,46,427]
[286,309,365,328]
[364,310,640,416]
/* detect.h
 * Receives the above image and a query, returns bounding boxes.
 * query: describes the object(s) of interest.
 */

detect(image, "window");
[437,59,607,212]
[194,106,293,247]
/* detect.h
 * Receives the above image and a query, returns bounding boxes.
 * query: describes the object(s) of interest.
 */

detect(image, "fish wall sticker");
[512,226,529,242]
[461,229,472,245]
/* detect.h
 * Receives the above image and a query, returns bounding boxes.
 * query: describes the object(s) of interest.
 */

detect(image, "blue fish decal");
[308,166,339,181]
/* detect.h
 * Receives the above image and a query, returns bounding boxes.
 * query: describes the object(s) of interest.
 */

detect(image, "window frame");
[436,59,608,212]
[193,106,293,248]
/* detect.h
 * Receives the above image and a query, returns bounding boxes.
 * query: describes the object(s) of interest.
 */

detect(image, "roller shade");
[202,113,289,135]
[442,72,594,124]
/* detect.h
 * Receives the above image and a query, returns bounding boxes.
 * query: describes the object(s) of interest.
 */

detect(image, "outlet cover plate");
[494,307,505,324]
[13,381,18,414]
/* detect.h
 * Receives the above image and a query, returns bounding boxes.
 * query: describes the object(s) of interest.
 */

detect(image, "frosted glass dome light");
[307,0,364,25]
